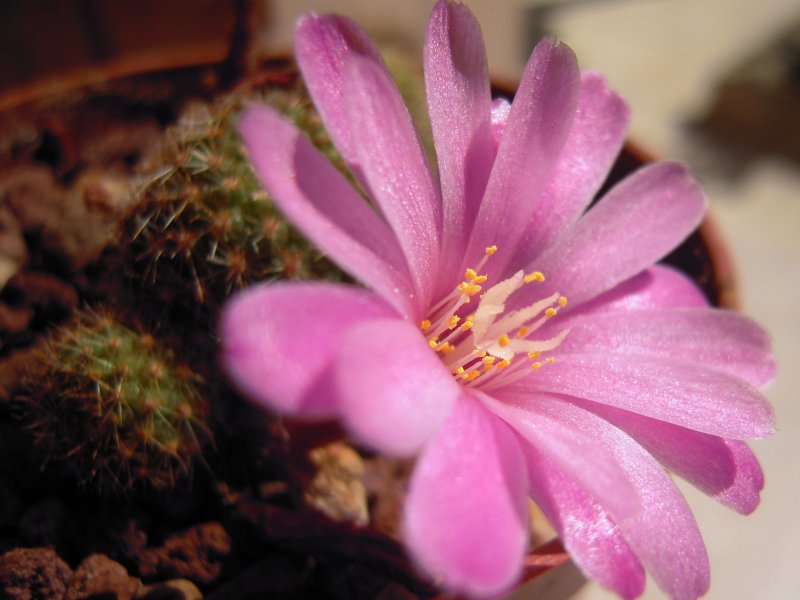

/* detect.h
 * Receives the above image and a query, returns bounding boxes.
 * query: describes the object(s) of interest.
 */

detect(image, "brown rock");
[305,442,369,525]
[0,165,61,233]
[66,554,142,600]
[135,578,202,600]
[138,522,231,586]
[0,547,72,599]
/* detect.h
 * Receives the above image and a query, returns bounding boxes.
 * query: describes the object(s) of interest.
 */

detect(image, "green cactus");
[17,310,210,494]
[126,83,347,310]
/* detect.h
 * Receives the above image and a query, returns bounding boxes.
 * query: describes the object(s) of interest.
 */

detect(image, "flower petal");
[345,56,441,310]
[522,440,645,599]
[239,106,417,316]
[335,318,460,456]
[535,397,711,599]
[514,72,630,265]
[425,0,493,295]
[554,308,776,388]
[294,13,385,176]
[575,400,765,515]
[516,353,774,439]
[521,162,707,307]
[479,391,640,520]
[569,264,710,314]
[404,395,528,598]
[220,282,397,416]
[464,38,580,278]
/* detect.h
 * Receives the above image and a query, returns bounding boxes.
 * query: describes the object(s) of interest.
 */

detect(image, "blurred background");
[2,0,798,598]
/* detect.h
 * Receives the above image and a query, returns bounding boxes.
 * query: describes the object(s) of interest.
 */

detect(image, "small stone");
[138,522,231,586]
[134,578,202,600]
[66,553,142,600]
[305,442,369,525]
[0,547,72,600]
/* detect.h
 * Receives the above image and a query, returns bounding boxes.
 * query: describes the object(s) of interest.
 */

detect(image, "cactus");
[126,83,347,310]
[18,310,210,494]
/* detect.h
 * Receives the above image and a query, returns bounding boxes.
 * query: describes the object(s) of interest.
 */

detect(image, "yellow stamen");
[482,356,496,372]
[546,356,555,364]
[472,275,488,284]
[462,370,481,381]
[454,366,465,375]
[497,358,511,369]
[485,245,497,255]
[460,317,474,331]
[558,296,568,308]
[458,282,482,296]
[448,315,461,329]
[531,362,542,370]
[527,351,540,360]
[524,271,545,283]
[465,268,478,281]
[498,333,510,347]
[428,339,438,349]
[545,307,558,319]
[516,326,529,338]
[420,319,432,331]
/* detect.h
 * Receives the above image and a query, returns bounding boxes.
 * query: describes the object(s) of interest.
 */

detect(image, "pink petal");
[523,396,710,599]
[425,0,493,296]
[577,400,765,514]
[294,13,385,177]
[345,57,441,310]
[516,353,774,439]
[404,395,528,598]
[514,72,630,265]
[221,282,397,416]
[520,162,707,308]
[239,106,417,316]
[478,391,639,520]
[554,308,776,388]
[335,318,460,456]
[464,39,580,278]
[570,264,710,314]
[522,440,645,599]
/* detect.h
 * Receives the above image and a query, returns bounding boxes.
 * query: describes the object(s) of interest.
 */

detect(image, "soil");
[0,58,721,599]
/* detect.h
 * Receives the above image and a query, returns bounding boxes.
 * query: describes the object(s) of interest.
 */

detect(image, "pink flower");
[221,1,775,598]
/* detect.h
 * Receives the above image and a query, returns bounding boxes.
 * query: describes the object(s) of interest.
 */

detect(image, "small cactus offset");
[18,310,210,494]
[127,84,346,309]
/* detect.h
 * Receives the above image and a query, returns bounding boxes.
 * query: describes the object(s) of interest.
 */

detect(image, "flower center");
[420,246,568,392]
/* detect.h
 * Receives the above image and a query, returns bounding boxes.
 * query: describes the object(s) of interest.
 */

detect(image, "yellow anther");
[527,351,540,360]
[462,370,481,381]
[498,333,510,347]
[524,271,545,283]
[443,343,456,354]
[531,362,542,371]
[458,282,482,296]
[546,356,555,364]
[448,315,461,329]
[420,319,432,331]
[516,326,529,338]
[454,366,465,375]
[472,275,488,284]
[460,317,474,331]
[465,268,478,281]
[485,245,498,255]
[428,339,438,349]
[497,358,512,369]
[558,296,568,308]
[545,307,558,319]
